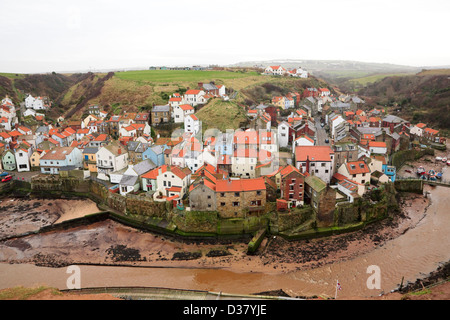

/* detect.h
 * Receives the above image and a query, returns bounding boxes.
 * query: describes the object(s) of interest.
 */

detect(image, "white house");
[184,114,201,134]
[96,141,129,179]
[217,85,226,97]
[173,104,194,123]
[231,148,258,179]
[40,147,83,174]
[293,135,315,148]
[338,160,371,186]
[118,159,156,196]
[368,141,387,155]
[25,95,48,110]
[183,89,206,106]
[155,165,191,199]
[264,66,287,76]
[15,143,33,172]
[295,146,335,183]
[277,121,291,148]
[409,123,427,137]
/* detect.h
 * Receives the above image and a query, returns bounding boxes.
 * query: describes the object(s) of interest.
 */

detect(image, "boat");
[436,172,443,179]
[442,157,447,163]
[447,160,450,166]
[417,166,426,175]
[428,169,437,181]
[436,156,443,162]
[109,184,119,193]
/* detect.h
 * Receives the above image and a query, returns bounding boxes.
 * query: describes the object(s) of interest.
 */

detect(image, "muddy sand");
[0,190,431,275]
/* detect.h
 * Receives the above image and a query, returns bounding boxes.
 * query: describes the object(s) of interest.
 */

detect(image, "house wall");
[216,189,266,219]
[189,184,217,211]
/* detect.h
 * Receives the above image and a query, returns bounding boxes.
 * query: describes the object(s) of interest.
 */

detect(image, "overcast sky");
[1,0,449,73]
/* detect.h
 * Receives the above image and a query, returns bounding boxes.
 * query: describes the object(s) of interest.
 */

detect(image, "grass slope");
[115,70,259,83]
[195,99,247,132]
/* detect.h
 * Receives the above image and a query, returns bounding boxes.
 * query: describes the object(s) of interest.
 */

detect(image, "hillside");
[357,70,450,133]
[195,99,248,132]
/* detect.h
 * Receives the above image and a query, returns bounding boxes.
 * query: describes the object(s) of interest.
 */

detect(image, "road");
[314,117,330,146]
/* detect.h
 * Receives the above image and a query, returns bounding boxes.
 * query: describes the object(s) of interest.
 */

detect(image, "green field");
[114,69,260,83]
[0,72,27,79]
[349,72,415,86]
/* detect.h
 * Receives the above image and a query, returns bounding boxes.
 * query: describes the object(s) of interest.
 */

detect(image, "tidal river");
[0,185,449,298]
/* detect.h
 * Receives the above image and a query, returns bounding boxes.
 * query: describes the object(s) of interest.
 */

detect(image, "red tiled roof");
[368,141,387,148]
[346,161,370,175]
[179,104,194,111]
[295,146,334,162]
[185,89,201,95]
[215,177,266,192]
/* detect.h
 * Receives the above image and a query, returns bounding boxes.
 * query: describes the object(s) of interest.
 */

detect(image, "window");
[235,192,240,197]
[220,202,225,206]
[232,202,239,207]
[220,193,225,197]
[207,195,211,199]
[256,191,261,196]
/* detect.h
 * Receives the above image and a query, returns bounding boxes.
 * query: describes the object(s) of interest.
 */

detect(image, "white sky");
[1,0,449,73]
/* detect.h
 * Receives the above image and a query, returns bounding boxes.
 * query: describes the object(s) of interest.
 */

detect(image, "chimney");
[118,148,122,155]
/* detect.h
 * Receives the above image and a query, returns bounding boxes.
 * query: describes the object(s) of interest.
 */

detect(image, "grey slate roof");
[83,147,99,154]
[131,159,156,175]
[202,83,217,91]
[119,174,138,186]
[152,105,170,112]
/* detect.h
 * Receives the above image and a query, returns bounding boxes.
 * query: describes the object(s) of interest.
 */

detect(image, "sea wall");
[394,179,424,194]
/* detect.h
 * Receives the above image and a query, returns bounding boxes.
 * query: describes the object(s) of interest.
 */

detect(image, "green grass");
[349,73,415,86]
[0,286,62,300]
[0,72,27,80]
[115,70,260,83]
[195,99,248,132]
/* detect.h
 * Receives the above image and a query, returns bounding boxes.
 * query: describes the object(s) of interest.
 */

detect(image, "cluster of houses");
[262,65,309,78]
[0,78,445,220]
[151,81,227,127]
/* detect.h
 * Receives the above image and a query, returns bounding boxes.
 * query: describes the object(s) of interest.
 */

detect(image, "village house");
[151,105,171,125]
[189,177,217,211]
[25,94,49,110]
[304,175,336,227]
[332,142,358,173]
[409,123,427,137]
[295,146,335,183]
[1,149,16,171]
[126,141,149,164]
[39,147,83,174]
[142,144,167,167]
[82,147,98,172]
[337,160,371,185]
[267,165,305,207]
[263,66,287,76]
[30,149,46,168]
[118,159,156,196]
[215,177,266,219]
[183,89,206,106]
[332,173,365,203]
[173,104,194,123]
[184,113,201,134]
[154,165,191,200]
[15,141,33,172]
[96,141,128,180]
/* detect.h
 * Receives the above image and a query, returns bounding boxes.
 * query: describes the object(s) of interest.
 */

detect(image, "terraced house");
[215,177,266,219]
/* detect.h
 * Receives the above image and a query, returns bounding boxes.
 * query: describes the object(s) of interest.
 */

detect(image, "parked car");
[0,172,9,177]
[1,175,12,182]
